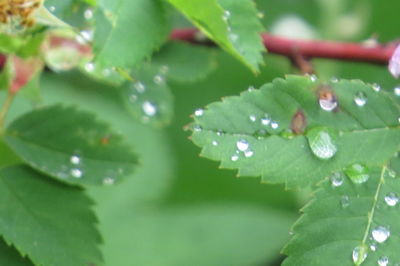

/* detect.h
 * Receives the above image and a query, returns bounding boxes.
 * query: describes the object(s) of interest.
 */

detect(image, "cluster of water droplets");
[230,139,254,161]
[247,111,280,133]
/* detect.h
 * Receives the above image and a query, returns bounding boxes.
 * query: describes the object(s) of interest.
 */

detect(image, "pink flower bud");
[389,44,400,79]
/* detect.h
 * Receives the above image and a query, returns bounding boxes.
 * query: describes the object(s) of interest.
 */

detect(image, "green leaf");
[167,0,265,72]
[190,76,400,188]
[151,41,217,83]
[0,139,21,168]
[283,164,400,266]
[0,238,33,266]
[121,65,174,126]
[0,166,103,266]
[5,105,138,186]
[94,0,169,68]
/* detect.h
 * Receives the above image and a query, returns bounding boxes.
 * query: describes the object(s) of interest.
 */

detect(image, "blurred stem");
[0,91,15,134]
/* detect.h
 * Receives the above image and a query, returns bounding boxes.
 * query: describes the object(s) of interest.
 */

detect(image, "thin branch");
[170,28,398,65]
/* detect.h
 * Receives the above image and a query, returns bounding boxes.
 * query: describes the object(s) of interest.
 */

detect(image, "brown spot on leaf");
[291,109,307,134]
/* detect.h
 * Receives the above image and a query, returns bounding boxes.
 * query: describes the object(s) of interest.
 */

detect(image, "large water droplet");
[307,127,338,160]
[345,163,370,184]
[194,108,204,117]
[70,168,83,179]
[372,226,390,243]
[236,139,249,152]
[352,245,368,264]
[319,98,338,112]
[330,172,344,187]
[378,256,389,266]
[384,192,399,207]
[354,92,367,106]
[142,101,157,116]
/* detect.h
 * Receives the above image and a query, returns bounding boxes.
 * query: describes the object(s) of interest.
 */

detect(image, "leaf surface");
[283,163,400,266]
[5,105,138,186]
[167,0,265,72]
[190,76,400,188]
[0,238,33,266]
[0,166,103,266]
[94,0,169,68]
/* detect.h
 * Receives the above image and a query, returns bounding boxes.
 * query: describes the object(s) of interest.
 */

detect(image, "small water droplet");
[154,75,165,85]
[84,8,94,20]
[372,83,381,92]
[341,195,350,208]
[330,77,339,83]
[229,33,239,42]
[394,86,400,96]
[231,154,239,161]
[102,68,112,77]
[354,92,367,107]
[249,115,257,122]
[212,141,218,146]
[70,168,83,179]
[216,130,223,136]
[84,62,95,72]
[352,245,368,264]
[372,226,390,243]
[103,177,115,185]
[384,192,399,207]
[142,101,157,116]
[78,30,93,43]
[70,155,81,165]
[194,108,204,117]
[247,86,255,92]
[129,94,137,102]
[133,82,146,93]
[261,114,271,126]
[223,10,231,21]
[370,243,377,252]
[193,125,202,132]
[307,127,338,160]
[271,121,279,130]
[330,172,344,187]
[244,150,254,158]
[378,256,389,266]
[386,168,397,178]
[345,163,370,184]
[49,6,56,12]
[309,74,318,82]
[236,139,249,152]
[319,98,338,112]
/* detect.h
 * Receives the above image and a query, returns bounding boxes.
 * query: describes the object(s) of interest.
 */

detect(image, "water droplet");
[212,141,218,146]
[133,82,146,93]
[103,177,115,185]
[223,10,231,21]
[372,83,381,92]
[370,243,377,251]
[261,115,271,126]
[249,115,257,122]
[231,154,239,161]
[352,245,368,264]
[330,77,339,83]
[236,139,249,152]
[216,130,223,136]
[372,226,390,243]
[49,6,56,12]
[394,86,400,96]
[154,75,165,85]
[160,65,169,74]
[70,168,83,179]
[78,30,93,43]
[378,256,389,266]
[84,8,94,20]
[386,168,397,178]
[354,91,367,107]
[84,62,95,72]
[229,33,239,43]
[244,150,254,158]
[247,86,255,92]
[318,86,337,112]
[309,74,318,82]
[384,192,399,207]
[142,101,157,116]
[102,68,112,77]
[70,155,81,165]
[319,98,338,112]
[271,121,279,130]
[307,127,338,160]
[194,108,204,117]
[345,163,370,184]
[129,94,137,102]
[193,125,202,132]
[341,195,350,208]
[330,172,344,187]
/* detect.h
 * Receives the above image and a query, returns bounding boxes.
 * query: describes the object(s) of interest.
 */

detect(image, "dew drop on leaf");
[271,121,279,130]
[154,75,165,85]
[142,101,157,117]
[244,150,254,158]
[49,6,56,12]
[236,139,249,152]
[70,168,83,179]
[372,83,381,92]
[70,155,81,165]
[261,114,271,126]
[84,8,94,20]
[133,82,146,93]
[330,77,339,83]
[103,177,115,185]
[228,33,239,43]
[309,74,317,82]
[370,243,377,252]
[394,86,400,96]
[84,62,95,72]
[212,141,218,146]
[352,245,368,264]
[354,91,367,106]
[345,163,370,184]
[223,10,231,21]
[194,108,204,117]
[307,127,338,160]
[192,125,202,132]
[384,192,399,207]
[231,154,239,162]
[378,256,389,266]
[318,85,338,112]
[330,172,344,187]
[249,115,257,122]
[371,226,390,243]
[247,86,255,92]
[341,195,350,208]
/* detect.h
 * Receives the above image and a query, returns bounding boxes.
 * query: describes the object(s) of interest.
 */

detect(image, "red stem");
[170,28,397,65]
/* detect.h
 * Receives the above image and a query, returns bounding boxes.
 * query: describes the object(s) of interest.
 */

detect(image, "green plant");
[0,0,399,265]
